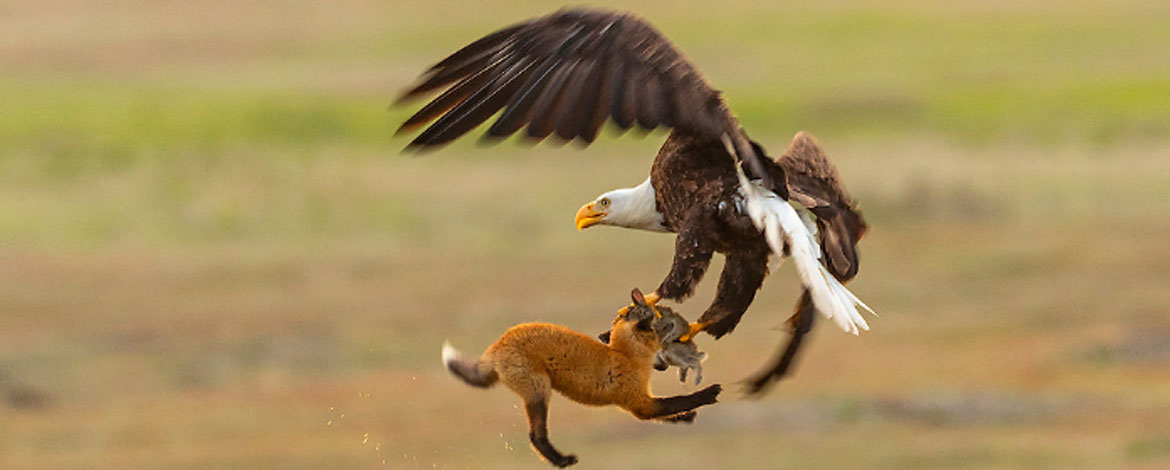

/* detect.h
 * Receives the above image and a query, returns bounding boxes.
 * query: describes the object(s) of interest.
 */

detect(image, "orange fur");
[442,289,721,467]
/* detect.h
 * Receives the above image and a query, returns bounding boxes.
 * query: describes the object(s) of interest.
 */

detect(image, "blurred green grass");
[4,0,1170,178]
[2,1,1170,469]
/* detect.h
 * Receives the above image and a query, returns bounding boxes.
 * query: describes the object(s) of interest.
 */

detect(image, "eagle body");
[649,132,775,337]
[394,7,874,394]
[642,131,865,338]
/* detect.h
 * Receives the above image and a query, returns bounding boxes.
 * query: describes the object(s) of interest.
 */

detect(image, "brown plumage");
[397,8,870,394]
[780,131,868,281]
[739,132,869,394]
[394,7,775,188]
[647,131,864,339]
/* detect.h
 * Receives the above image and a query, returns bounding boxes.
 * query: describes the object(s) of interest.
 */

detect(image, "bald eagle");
[395,8,873,392]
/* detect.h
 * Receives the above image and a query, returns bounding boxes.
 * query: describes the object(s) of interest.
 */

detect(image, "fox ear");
[631,288,646,306]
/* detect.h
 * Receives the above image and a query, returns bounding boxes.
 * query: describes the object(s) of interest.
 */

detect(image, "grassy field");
[2,0,1170,469]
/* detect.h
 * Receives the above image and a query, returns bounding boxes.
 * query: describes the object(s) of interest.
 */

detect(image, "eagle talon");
[677,322,707,343]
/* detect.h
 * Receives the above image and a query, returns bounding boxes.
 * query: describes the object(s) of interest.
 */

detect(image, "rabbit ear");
[631,288,646,306]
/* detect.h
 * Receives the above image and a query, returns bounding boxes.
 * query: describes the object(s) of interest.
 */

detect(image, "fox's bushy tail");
[441,341,498,388]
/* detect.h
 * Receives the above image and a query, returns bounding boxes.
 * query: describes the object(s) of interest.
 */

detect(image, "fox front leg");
[629,384,722,420]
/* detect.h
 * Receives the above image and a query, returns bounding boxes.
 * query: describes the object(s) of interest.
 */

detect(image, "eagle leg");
[655,210,717,304]
[694,251,769,339]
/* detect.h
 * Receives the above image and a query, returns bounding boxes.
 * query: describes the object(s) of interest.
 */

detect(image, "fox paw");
[697,384,722,404]
[663,410,697,423]
[552,454,578,468]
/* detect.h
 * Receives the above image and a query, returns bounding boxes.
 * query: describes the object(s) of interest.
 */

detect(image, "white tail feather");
[726,137,875,334]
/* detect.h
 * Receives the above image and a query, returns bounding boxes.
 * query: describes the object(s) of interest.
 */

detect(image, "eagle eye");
[599,198,610,208]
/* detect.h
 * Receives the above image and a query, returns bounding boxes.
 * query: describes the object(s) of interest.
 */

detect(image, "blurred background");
[2,0,1169,468]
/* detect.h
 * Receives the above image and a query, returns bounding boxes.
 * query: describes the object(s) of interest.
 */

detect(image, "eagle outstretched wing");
[394,8,775,188]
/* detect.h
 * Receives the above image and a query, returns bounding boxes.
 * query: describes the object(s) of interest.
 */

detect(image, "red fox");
[441,288,723,467]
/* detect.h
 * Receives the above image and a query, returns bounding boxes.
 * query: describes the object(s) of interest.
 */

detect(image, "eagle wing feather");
[394,8,775,185]
[777,132,868,281]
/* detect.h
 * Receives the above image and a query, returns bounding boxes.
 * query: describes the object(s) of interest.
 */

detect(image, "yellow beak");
[575,202,606,230]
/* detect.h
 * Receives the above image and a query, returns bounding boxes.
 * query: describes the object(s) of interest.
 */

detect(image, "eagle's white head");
[575,177,669,233]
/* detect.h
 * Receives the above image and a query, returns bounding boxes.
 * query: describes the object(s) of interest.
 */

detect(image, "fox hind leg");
[524,398,577,467]
[500,367,576,467]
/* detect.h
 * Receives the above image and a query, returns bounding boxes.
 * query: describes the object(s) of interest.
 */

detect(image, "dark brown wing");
[394,8,774,187]
[774,132,867,281]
